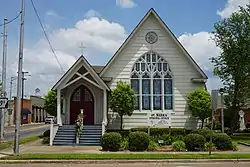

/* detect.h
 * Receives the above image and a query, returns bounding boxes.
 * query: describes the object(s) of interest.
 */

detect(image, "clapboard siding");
[104,14,205,130]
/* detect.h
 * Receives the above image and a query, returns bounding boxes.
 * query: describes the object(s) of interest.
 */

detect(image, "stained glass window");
[142,96,150,110]
[134,96,139,110]
[130,51,173,111]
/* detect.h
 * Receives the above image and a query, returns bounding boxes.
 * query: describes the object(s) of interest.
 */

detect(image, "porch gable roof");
[52,55,110,91]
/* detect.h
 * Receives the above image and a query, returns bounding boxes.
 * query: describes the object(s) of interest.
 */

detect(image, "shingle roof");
[92,66,104,74]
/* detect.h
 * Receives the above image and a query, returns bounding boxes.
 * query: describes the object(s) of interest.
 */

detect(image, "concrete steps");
[79,125,102,146]
[53,124,102,146]
[53,125,76,146]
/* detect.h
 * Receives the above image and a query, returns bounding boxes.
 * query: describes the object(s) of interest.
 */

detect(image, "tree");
[109,81,136,130]
[187,88,211,129]
[210,4,250,132]
[44,89,57,116]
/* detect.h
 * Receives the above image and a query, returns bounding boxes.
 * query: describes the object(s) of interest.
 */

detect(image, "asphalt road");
[0,162,250,167]
[2,124,49,141]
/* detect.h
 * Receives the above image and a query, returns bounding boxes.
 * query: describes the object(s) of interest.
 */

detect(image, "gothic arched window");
[131,51,173,111]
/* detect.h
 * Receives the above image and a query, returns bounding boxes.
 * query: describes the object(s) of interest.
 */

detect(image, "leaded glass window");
[130,51,173,111]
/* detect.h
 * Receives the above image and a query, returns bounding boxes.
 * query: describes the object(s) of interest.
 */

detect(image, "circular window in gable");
[145,31,158,44]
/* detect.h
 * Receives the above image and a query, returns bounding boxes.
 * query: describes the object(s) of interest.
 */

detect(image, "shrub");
[184,134,206,151]
[101,132,122,151]
[150,134,172,146]
[204,142,216,151]
[128,131,149,151]
[120,137,129,150]
[171,135,184,143]
[162,134,172,145]
[43,130,50,138]
[106,129,130,138]
[147,140,158,151]
[192,129,213,142]
[232,142,238,151]
[172,140,186,151]
[42,137,50,144]
[130,128,190,136]
[212,133,233,150]
[205,120,221,130]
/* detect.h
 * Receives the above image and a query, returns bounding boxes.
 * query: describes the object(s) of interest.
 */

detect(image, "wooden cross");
[79,42,86,55]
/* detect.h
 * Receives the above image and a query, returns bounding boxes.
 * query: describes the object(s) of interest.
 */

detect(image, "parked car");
[45,116,56,124]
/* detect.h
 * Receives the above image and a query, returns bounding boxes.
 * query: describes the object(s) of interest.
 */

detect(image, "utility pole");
[0,18,8,140]
[14,0,25,155]
[8,77,15,126]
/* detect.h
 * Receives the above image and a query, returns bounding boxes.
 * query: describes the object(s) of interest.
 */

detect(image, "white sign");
[148,113,171,126]
[0,98,8,109]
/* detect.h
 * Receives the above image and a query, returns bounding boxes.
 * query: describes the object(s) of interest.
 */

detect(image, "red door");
[70,85,94,125]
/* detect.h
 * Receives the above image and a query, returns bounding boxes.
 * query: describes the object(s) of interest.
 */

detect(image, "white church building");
[51,8,207,145]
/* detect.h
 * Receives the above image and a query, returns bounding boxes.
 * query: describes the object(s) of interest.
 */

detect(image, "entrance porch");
[60,80,105,126]
[52,56,110,142]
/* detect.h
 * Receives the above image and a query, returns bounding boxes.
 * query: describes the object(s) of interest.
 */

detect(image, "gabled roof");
[92,66,104,74]
[99,8,208,79]
[52,56,109,90]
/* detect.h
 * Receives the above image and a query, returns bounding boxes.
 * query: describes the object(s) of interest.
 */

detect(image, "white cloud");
[178,32,221,71]
[6,15,127,97]
[46,10,63,19]
[217,0,249,18]
[116,0,137,8]
[84,9,101,18]
[178,32,223,91]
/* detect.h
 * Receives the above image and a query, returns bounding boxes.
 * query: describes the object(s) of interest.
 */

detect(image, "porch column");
[63,96,66,124]
[38,107,41,122]
[33,106,36,122]
[43,108,46,120]
[57,88,62,126]
[102,89,107,135]
[40,107,42,122]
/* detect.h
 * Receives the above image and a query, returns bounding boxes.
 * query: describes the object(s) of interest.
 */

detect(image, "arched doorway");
[70,85,94,125]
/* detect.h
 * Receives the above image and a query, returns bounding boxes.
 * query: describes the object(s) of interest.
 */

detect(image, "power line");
[30,0,65,73]
[0,12,21,27]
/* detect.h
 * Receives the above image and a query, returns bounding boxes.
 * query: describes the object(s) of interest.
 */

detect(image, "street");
[2,123,49,141]
[0,162,250,167]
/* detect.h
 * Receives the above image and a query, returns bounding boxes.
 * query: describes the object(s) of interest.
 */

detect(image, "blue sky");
[0,0,249,96]
[1,0,224,43]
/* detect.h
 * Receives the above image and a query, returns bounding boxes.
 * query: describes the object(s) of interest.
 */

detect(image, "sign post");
[209,89,219,155]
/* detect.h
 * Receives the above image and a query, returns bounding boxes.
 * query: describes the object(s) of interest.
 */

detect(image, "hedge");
[101,132,122,151]
[128,131,149,151]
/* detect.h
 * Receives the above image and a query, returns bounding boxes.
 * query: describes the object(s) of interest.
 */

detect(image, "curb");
[0,159,250,164]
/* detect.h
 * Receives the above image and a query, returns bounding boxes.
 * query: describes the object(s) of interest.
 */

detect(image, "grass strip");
[0,134,42,150]
[231,135,250,145]
[2,153,250,160]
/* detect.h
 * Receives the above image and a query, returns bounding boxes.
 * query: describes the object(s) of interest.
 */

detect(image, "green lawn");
[231,135,250,144]
[2,153,250,160]
[0,134,42,150]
